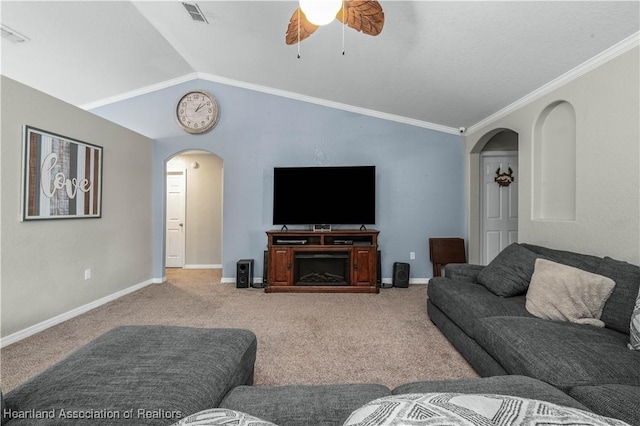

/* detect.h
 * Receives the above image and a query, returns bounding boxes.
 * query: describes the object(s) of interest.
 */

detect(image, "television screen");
[273,166,376,225]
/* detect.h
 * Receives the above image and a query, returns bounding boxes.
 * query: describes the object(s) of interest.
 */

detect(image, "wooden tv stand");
[265,229,379,293]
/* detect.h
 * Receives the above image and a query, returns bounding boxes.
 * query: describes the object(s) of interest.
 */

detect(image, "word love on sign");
[22,126,103,220]
[40,152,93,199]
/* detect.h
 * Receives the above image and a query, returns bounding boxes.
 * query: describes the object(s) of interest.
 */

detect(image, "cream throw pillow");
[526,258,615,327]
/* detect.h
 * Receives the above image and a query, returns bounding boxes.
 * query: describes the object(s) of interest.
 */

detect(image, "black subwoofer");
[236,259,254,288]
[392,262,410,288]
[259,250,268,288]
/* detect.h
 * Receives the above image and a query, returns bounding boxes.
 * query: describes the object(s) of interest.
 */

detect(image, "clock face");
[176,90,219,134]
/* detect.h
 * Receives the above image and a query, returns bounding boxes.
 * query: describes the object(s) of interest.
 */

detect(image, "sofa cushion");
[569,384,640,426]
[525,259,615,327]
[476,243,540,297]
[3,326,257,426]
[596,256,640,334]
[219,384,390,426]
[630,289,640,350]
[474,316,640,390]
[392,375,588,411]
[171,408,276,426]
[343,393,629,426]
[428,277,531,339]
[521,243,603,273]
[443,263,484,283]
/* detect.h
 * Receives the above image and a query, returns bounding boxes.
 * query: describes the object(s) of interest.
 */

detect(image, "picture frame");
[21,126,103,220]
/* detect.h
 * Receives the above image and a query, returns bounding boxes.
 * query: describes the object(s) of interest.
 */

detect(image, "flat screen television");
[273,165,375,226]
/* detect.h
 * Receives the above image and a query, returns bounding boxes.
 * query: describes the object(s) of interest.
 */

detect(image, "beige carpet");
[1,269,477,392]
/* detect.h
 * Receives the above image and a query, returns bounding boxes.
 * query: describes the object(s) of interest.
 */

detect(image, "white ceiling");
[1,1,639,135]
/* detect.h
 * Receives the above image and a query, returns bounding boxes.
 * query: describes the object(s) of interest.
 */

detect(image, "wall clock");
[176,90,219,134]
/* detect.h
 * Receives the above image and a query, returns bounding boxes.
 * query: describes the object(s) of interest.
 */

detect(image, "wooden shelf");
[265,229,379,294]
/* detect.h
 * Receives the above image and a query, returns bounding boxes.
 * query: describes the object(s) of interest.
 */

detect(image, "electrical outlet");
[410,252,416,260]
[84,269,91,280]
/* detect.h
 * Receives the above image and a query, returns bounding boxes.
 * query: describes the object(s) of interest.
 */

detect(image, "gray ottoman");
[3,326,257,426]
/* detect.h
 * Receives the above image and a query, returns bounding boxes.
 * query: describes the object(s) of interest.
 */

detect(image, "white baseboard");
[184,264,221,269]
[381,278,430,285]
[221,278,264,284]
[0,278,159,348]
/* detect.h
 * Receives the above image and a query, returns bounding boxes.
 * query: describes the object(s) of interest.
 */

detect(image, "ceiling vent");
[1,24,30,43]
[182,2,209,24]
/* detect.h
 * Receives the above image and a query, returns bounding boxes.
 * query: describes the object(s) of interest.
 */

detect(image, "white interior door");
[481,153,518,264]
[166,170,186,268]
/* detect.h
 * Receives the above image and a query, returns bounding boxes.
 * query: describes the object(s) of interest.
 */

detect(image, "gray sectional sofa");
[0,324,609,426]
[3,244,638,425]
[427,243,640,425]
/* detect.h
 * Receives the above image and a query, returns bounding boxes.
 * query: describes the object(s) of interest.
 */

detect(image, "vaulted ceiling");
[1,1,638,135]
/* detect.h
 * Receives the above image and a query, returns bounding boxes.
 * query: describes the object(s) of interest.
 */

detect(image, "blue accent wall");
[93,79,466,280]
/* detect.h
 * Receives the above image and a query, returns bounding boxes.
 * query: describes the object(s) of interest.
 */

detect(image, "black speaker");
[236,259,254,288]
[258,250,268,288]
[392,262,410,288]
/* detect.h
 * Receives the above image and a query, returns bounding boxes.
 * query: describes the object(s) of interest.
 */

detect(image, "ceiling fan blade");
[337,0,384,36]
[285,7,319,45]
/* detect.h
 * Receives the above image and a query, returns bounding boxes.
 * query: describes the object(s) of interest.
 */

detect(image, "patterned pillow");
[171,408,276,426]
[629,288,640,350]
[344,393,630,425]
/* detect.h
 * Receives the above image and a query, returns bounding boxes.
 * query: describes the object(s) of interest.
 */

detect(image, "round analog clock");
[176,90,219,134]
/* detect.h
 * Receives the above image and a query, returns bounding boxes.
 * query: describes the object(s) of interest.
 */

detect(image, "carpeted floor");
[1,269,477,392]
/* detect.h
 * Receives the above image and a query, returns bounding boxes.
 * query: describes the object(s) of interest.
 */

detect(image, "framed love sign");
[22,126,103,220]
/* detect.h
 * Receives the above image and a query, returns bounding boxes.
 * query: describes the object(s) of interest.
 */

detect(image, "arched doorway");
[471,129,519,264]
[164,150,223,272]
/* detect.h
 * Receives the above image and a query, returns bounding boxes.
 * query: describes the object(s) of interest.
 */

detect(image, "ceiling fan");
[285,0,384,45]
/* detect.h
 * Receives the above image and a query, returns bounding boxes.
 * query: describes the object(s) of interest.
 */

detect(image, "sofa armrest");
[443,263,484,282]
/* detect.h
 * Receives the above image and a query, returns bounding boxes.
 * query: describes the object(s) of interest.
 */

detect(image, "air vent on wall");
[182,2,209,24]
[1,24,30,43]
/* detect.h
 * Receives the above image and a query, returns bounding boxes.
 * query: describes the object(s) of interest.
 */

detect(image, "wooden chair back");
[429,238,466,277]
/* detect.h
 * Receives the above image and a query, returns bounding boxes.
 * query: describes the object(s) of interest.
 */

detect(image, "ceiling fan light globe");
[299,0,342,26]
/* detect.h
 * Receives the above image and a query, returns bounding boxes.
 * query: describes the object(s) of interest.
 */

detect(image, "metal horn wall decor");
[495,167,515,187]
[285,1,384,46]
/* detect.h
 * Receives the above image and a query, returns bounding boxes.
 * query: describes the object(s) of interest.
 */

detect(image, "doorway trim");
[468,128,519,264]
[479,151,518,265]
[162,150,224,275]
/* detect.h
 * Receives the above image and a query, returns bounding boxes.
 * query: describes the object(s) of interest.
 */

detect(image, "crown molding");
[467,31,640,134]
[82,31,638,138]
[194,72,461,135]
[80,73,200,110]
[81,73,460,136]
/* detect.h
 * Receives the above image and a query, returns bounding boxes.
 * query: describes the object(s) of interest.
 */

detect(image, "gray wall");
[466,46,639,264]
[1,76,153,338]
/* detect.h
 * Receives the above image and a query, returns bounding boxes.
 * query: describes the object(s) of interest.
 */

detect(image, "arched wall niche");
[532,100,576,221]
